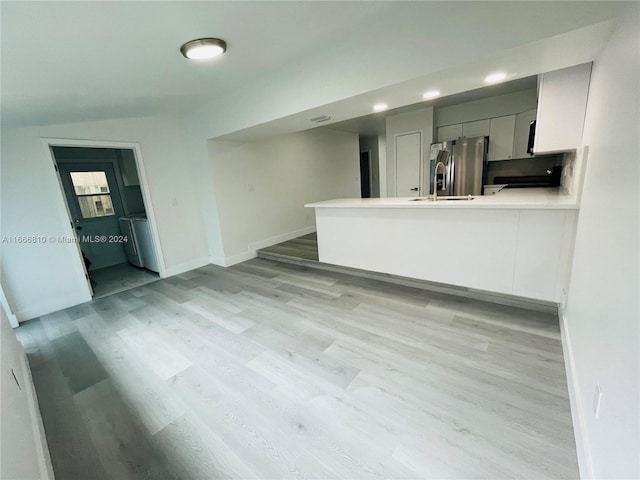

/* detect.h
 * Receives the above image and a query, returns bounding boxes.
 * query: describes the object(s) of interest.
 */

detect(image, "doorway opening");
[360,151,371,198]
[358,136,381,198]
[52,146,161,298]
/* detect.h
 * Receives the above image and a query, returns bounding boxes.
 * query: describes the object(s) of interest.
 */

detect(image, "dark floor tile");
[51,331,108,393]
[14,318,55,367]
[75,379,177,480]
[30,360,109,480]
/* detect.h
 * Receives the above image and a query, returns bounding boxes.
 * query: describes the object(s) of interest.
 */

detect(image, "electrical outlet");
[593,384,602,419]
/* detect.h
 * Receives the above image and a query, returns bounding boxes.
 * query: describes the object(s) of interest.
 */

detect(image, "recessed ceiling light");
[422,90,440,99]
[373,103,388,112]
[485,72,507,84]
[180,38,227,60]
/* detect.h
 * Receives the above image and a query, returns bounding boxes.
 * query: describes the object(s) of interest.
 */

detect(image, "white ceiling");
[1,1,390,127]
[212,17,616,142]
[1,1,631,133]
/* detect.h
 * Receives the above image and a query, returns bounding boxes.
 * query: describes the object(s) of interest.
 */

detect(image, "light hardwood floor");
[258,233,319,261]
[17,258,578,479]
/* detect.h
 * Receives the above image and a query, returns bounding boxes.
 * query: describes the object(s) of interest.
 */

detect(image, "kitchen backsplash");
[560,147,588,198]
[485,155,562,185]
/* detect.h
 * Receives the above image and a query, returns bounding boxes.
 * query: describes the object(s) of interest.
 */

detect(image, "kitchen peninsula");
[306,188,578,307]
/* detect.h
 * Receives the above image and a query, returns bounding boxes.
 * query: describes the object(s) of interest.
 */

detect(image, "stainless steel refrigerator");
[423,136,488,196]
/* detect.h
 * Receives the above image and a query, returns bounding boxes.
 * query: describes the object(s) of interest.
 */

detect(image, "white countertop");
[305,188,579,210]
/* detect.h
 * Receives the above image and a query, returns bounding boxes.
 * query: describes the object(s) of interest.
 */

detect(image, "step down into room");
[256,232,558,314]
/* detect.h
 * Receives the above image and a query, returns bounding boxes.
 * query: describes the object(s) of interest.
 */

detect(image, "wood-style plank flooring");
[17,258,578,479]
[258,233,319,261]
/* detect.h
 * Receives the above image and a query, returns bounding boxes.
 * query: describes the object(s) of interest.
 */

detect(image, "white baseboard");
[222,226,317,268]
[248,226,316,252]
[224,251,257,267]
[559,309,594,479]
[209,255,228,267]
[163,256,212,277]
[16,290,91,322]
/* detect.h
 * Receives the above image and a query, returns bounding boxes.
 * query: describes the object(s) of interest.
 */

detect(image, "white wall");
[385,107,434,197]
[1,114,217,320]
[435,89,538,127]
[563,12,639,479]
[1,306,54,479]
[208,128,359,265]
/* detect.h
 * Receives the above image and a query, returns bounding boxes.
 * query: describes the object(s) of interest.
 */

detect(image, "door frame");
[1,284,19,328]
[394,129,423,197]
[42,138,167,289]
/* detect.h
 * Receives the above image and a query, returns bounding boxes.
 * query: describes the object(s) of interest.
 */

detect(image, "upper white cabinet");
[462,119,490,138]
[488,115,516,161]
[437,119,491,143]
[436,109,538,161]
[437,124,463,142]
[534,62,592,154]
[512,109,537,159]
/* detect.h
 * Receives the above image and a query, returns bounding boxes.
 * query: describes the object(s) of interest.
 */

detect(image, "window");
[70,171,115,218]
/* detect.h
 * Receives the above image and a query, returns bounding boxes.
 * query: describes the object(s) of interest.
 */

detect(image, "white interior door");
[395,132,422,197]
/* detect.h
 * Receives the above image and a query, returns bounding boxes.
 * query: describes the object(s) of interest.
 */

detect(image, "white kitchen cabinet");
[437,124,462,142]
[512,108,537,159]
[488,115,516,161]
[462,119,490,138]
[512,210,577,301]
[437,120,491,142]
[534,62,592,153]
[311,204,578,303]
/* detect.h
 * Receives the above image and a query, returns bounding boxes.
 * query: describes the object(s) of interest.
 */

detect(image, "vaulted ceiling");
[1,1,631,135]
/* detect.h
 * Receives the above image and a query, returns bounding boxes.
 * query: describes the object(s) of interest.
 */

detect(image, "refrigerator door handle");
[527,120,536,154]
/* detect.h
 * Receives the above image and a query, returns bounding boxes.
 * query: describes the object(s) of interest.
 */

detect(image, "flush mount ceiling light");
[180,38,227,60]
[422,90,440,99]
[485,72,507,84]
[373,103,388,112]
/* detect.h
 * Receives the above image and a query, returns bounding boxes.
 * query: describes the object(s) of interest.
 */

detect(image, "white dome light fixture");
[373,103,388,112]
[180,38,227,60]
